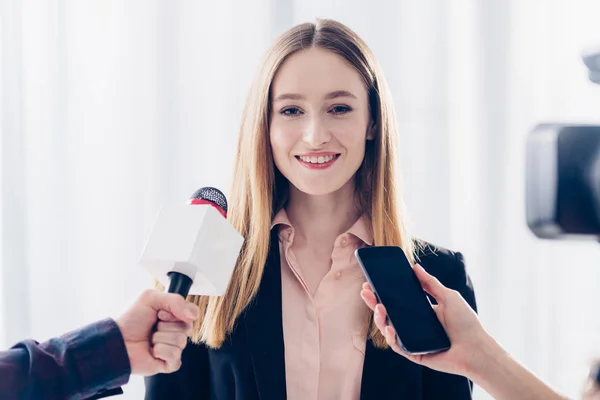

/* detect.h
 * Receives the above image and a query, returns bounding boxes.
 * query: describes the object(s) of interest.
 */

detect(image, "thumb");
[413,264,446,302]
[146,291,199,322]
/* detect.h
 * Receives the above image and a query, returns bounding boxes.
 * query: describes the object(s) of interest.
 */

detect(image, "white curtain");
[2,1,600,398]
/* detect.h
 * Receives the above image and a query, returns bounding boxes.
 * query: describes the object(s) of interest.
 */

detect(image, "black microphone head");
[190,187,228,214]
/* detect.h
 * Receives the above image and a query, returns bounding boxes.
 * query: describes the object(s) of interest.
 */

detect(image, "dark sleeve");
[422,251,477,400]
[0,318,131,400]
[144,339,210,399]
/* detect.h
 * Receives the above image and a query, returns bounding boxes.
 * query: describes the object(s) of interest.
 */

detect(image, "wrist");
[463,332,506,382]
[463,332,570,400]
[115,318,137,374]
[121,340,136,374]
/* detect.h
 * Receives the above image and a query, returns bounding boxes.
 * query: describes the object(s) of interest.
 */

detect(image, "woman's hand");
[360,264,495,378]
[361,264,572,400]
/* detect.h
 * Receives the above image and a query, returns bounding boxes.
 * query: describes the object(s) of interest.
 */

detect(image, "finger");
[360,289,378,311]
[385,326,421,364]
[152,331,188,350]
[373,304,388,332]
[156,320,193,336]
[142,290,199,322]
[384,326,402,354]
[430,303,443,317]
[362,282,372,291]
[412,264,446,301]
[152,343,183,373]
[157,310,179,322]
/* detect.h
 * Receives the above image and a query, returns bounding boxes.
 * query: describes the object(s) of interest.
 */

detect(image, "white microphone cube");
[138,205,244,296]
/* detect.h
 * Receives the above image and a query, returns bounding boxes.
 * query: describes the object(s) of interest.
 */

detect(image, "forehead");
[271,47,367,99]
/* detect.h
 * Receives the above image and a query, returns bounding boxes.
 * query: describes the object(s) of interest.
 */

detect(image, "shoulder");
[413,239,477,312]
[414,239,465,272]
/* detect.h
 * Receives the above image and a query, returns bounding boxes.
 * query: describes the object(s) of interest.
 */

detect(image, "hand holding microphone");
[137,186,243,377]
[0,289,199,400]
[116,290,199,375]
[0,187,240,400]
[128,186,240,376]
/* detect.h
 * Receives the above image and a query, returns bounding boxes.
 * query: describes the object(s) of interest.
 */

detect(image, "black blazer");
[145,235,477,399]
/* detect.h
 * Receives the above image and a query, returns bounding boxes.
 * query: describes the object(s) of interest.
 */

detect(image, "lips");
[295,153,341,169]
[296,154,339,164]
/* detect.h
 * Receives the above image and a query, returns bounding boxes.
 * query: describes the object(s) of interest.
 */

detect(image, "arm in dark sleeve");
[0,318,131,400]
[422,251,478,399]
[145,339,210,400]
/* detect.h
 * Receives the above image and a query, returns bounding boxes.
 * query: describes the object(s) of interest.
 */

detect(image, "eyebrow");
[272,90,357,102]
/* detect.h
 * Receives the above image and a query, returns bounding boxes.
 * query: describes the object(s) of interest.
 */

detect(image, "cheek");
[332,123,369,150]
[328,112,369,139]
[269,126,294,165]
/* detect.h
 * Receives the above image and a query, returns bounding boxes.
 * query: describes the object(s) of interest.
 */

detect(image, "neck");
[285,181,361,245]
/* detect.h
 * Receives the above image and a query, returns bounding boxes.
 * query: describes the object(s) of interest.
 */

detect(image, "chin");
[290,178,351,197]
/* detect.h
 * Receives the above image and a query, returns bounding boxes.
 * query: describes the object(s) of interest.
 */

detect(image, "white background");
[2,0,600,398]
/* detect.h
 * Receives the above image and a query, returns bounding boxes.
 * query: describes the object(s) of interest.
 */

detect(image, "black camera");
[526,48,600,239]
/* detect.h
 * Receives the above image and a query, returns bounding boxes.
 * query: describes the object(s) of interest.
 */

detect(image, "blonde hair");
[165,18,415,349]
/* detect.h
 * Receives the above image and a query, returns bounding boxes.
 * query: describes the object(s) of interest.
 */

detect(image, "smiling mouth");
[295,154,341,164]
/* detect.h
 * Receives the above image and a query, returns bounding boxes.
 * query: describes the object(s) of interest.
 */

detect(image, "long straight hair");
[182,19,415,349]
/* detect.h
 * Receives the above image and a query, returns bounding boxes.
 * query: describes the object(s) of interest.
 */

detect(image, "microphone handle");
[167,271,193,298]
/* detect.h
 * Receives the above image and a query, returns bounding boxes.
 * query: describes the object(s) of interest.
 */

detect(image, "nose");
[302,115,331,148]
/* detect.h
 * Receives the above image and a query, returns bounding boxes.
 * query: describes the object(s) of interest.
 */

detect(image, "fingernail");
[185,306,199,319]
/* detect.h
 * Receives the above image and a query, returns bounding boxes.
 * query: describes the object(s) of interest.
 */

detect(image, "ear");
[366,121,377,141]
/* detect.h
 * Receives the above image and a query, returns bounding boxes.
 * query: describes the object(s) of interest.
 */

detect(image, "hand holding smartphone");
[355,246,450,355]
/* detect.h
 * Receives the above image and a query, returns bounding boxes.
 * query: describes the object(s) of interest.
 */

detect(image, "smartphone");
[355,246,451,355]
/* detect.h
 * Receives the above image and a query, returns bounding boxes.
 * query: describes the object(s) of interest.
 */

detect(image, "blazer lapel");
[244,232,287,399]
[360,339,423,398]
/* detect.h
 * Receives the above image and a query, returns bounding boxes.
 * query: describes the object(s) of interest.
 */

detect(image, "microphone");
[138,187,244,298]
[168,187,229,296]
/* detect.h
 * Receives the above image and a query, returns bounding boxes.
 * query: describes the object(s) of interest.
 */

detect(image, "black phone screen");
[355,246,450,354]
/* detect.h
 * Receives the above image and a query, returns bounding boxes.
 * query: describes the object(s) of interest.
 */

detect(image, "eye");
[330,105,352,115]
[280,107,303,117]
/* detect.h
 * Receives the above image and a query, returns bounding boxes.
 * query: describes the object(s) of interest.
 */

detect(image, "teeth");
[299,155,337,164]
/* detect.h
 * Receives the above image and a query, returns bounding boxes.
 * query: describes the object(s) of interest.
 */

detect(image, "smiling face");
[269,47,374,196]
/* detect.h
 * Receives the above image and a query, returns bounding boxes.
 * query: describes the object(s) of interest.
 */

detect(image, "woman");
[145,18,478,399]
